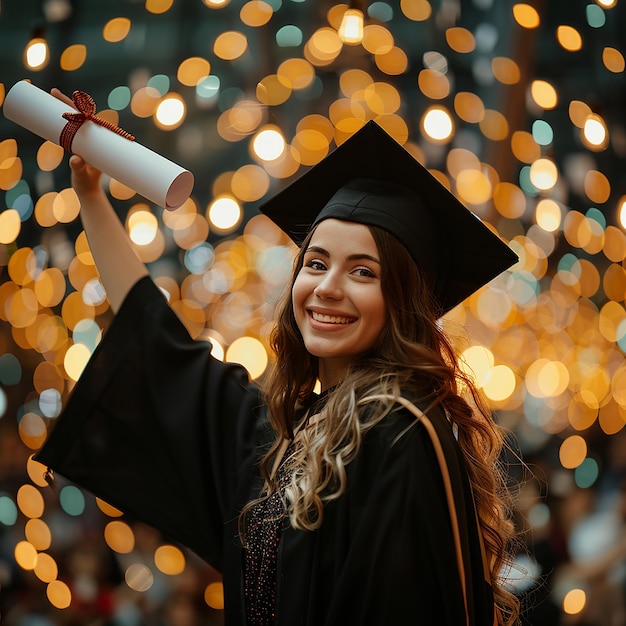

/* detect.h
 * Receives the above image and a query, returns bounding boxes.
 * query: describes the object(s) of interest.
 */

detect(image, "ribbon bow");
[59,90,135,153]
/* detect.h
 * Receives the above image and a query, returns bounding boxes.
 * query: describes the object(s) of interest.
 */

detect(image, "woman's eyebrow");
[304,245,329,256]
[305,246,380,265]
[347,253,381,265]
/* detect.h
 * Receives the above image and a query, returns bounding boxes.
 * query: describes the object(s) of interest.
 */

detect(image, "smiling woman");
[35,121,520,625]
[292,219,386,385]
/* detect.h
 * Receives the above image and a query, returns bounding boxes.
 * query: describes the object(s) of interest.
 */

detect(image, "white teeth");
[311,311,354,324]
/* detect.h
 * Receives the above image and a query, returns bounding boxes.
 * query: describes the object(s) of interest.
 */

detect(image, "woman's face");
[292,218,387,387]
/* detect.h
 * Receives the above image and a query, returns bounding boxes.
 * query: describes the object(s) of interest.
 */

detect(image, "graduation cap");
[260,120,518,314]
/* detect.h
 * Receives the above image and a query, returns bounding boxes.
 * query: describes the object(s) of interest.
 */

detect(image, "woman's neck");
[317,357,352,391]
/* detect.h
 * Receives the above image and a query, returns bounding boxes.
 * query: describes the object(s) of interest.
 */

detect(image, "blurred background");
[1,0,626,624]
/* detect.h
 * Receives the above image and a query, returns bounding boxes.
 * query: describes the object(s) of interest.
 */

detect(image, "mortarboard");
[259,120,518,314]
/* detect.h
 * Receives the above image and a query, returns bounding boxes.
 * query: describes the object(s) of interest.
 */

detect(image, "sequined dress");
[243,441,297,625]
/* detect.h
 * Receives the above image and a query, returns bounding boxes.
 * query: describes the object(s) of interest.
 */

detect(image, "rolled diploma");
[3,80,194,210]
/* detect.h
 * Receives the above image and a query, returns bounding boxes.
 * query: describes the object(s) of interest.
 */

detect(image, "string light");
[339,9,364,44]
[338,2,365,44]
[23,26,49,70]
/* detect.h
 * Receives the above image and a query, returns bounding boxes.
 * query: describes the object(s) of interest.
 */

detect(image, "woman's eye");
[354,267,375,278]
[306,260,326,271]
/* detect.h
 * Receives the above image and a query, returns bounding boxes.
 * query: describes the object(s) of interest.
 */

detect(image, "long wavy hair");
[241,223,519,624]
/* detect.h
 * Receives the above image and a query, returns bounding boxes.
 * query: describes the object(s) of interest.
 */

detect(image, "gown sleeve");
[34,277,264,571]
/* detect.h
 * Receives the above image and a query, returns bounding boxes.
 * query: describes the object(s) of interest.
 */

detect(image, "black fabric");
[36,276,495,625]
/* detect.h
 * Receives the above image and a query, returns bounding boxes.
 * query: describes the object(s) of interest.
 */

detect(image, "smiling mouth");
[310,311,356,325]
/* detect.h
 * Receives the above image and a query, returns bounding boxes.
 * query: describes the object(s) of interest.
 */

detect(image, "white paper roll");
[3,80,194,210]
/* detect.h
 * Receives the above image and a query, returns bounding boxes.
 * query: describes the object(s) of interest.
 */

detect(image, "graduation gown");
[35,276,495,625]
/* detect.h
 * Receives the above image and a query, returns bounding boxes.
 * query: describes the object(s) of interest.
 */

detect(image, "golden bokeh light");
[0,209,21,244]
[225,336,268,379]
[493,182,527,219]
[104,520,135,554]
[128,207,159,245]
[46,580,72,609]
[418,69,450,100]
[456,169,493,206]
[375,46,409,75]
[603,47,625,72]
[205,581,225,609]
[64,343,92,382]
[214,31,248,60]
[177,57,211,87]
[482,365,516,402]
[529,158,558,191]
[256,74,291,106]
[240,1,273,27]
[36,141,64,172]
[530,80,558,109]
[103,17,132,42]
[513,4,541,29]
[556,25,582,52]
[18,412,48,449]
[17,484,45,518]
[459,345,494,387]
[154,93,186,130]
[53,188,81,223]
[252,126,285,161]
[154,545,186,575]
[421,106,454,143]
[511,131,541,163]
[34,552,58,583]
[208,196,242,232]
[445,27,475,53]
[563,588,587,615]
[492,57,521,85]
[96,498,125,517]
[60,44,87,71]
[479,110,509,141]
[25,518,52,551]
[15,541,38,570]
[535,199,562,232]
[231,164,270,202]
[362,25,394,55]
[582,113,609,150]
[400,0,431,21]
[146,0,174,14]
[0,155,23,191]
[24,38,49,70]
[307,27,343,65]
[278,58,315,90]
[559,435,587,469]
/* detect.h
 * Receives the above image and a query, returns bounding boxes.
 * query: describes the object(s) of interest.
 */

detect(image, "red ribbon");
[59,90,135,153]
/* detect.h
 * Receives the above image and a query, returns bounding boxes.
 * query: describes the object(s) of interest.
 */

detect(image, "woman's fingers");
[51,87,76,109]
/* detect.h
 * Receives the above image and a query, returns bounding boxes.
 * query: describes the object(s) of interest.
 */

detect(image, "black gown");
[35,276,496,625]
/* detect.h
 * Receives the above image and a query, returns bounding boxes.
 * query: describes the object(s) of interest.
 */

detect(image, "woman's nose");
[313,271,343,299]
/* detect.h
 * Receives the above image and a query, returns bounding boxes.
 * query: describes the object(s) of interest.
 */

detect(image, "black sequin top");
[243,392,331,625]
[243,441,296,625]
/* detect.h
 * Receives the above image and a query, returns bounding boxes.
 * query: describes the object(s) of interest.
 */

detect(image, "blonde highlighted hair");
[241,224,520,625]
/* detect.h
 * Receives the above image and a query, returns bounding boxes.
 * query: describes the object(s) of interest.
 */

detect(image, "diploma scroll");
[3,80,194,210]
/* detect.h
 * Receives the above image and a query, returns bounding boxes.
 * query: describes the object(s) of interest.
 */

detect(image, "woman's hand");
[50,87,75,110]
[67,154,103,199]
